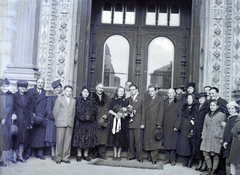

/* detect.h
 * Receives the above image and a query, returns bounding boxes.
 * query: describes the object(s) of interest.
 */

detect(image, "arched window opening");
[146,4,156,25]
[147,37,174,89]
[113,3,123,24]
[102,2,112,23]
[158,4,168,26]
[170,5,180,26]
[125,3,135,25]
[103,35,130,87]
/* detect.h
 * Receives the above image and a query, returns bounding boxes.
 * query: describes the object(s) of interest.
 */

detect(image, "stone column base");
[4,64,40,92]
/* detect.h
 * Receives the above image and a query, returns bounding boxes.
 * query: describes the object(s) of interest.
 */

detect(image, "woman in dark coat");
[223,101,239,175]
[194,92,209,171]
[182,82,197,104]
[73,86,98,161]
[0,78,13,167]
[12,80,32,163]
[45,80,62,161]
[92,83,109,159]
[107,86,129,161]
[229,111,240,175]
[176,94,198,167]
[163,88,181,166]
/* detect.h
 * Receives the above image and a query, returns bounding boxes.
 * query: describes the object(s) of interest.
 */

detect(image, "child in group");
[53,85,76,164]
[200,100,226,175]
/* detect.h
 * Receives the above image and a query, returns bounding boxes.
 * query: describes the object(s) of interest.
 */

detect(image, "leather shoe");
[195,167,202,171]
[99,156,107,160]
[36,156,46,160]
[128,157,136,160]
[0,161,7,167]
[171,162,176,166]
[76,156,82,162]
[117,157,121,161]
[84,156,91,161]
[12,157,18,164]
[51,156,55,161]
[17,156,26,163]
[200,166,207,172]
[163,160,170,164]
[56,161,61,164]
[152,161,157,165]
[138,159,143,163]
[62,160,71,164]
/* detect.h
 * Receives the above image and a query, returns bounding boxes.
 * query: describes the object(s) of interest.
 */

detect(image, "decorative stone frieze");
[37,0,76,90]
[211,0,224,90]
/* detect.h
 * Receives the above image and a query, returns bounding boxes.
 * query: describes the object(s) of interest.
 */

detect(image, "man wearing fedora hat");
[26,78,47,160]
[0,78,14,167]
[174,85,185,102]
[12,80,32,164]
[141,86,164,165]
[45,79,62,161]
[92,83,109,159]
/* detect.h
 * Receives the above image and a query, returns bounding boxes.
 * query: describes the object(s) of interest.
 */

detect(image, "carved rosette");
[56,0,71,86]
[211,0,224,91]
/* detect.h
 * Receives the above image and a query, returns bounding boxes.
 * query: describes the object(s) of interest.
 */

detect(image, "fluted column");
[4,0,40,84]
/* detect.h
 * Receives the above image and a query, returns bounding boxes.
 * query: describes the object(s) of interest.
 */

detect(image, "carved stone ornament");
[58,54,66,63]
[58,67,64,75]
[213,50,221,58]
[214,28,221,35]
[213,76,219,83]
[214,39,221,46]
[213,63,220,70]
[215,0,222,5]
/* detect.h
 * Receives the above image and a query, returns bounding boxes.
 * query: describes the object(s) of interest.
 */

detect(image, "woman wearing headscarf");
[73,86,98,162]
[176,94,198,168]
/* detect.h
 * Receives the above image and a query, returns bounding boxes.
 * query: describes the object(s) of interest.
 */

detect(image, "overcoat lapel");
[164,98,176,111]
[146,96,156,111]
[15,92,29,109]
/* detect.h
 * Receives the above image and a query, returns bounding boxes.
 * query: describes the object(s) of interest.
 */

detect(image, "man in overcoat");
[53,85,76,164]
[26,77,47,160]
[141,86,164,164]
[0,78,14,167]
[92,83,109,159]
[209,87,228,115]
[127,84,144,162]
[163,88,181,166]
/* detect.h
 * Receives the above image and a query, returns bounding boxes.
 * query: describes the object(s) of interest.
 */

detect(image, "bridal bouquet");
[112,105,135,134]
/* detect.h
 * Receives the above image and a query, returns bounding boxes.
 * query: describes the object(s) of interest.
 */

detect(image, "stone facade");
[0,0,239,100]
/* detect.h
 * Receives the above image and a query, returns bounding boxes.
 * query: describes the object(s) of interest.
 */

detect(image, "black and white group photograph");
[0,0,240,175]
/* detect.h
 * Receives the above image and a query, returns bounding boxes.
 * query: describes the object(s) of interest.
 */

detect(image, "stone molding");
[37,0,75,90]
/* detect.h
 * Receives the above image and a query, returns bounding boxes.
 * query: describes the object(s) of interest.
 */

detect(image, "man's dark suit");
[127,94,144,161]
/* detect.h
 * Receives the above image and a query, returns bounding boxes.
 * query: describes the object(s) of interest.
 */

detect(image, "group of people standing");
[0,77,240,175]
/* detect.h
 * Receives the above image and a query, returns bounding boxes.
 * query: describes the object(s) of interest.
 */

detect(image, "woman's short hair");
[64,85,73,90]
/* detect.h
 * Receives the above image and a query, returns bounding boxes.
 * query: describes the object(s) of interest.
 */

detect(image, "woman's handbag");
[11,119,18,136]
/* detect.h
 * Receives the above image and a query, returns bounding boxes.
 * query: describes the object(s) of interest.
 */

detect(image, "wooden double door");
[87,0,197,94]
